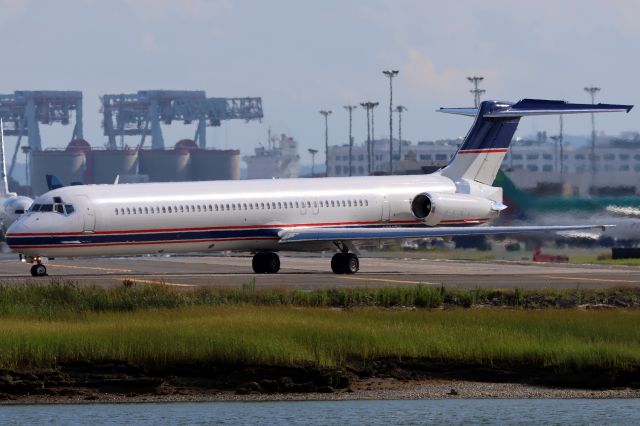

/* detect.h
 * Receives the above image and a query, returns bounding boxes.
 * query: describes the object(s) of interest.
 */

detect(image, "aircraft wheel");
[252,253,267,273]
[265,252,280,274]
[30,264,47,277]
[252,252,280,274]
[344,253,359,274]
[331,253,346,274]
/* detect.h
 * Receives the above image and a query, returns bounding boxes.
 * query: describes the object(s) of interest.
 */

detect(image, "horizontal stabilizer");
[439,99,633,118]
[437,107,478,117]
[279,224,613,244]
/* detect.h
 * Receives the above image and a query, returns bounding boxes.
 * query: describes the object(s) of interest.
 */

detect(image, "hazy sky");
[1,0,639,163]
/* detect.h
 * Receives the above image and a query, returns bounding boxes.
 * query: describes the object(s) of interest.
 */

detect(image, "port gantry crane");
[101,90,263,150]
[0,90,83,178]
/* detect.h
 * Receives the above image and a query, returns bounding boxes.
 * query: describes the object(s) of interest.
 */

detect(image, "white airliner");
[0,120,33,235]
[5,99,632,277]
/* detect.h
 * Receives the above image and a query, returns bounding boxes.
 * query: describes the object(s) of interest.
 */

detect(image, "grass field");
[0,282,637,373]
[0,281,638,316]
[0,307,638,372]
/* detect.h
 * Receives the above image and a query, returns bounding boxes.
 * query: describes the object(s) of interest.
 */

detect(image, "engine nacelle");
[410,192,504,226]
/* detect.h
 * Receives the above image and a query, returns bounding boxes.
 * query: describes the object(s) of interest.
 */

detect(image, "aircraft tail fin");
[46,174,65,191]
[439,99,633,185]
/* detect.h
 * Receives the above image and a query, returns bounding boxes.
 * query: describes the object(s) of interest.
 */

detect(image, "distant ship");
[243,130,300,179]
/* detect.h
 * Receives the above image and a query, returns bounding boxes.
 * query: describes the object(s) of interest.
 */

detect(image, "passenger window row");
[114,199,370,216]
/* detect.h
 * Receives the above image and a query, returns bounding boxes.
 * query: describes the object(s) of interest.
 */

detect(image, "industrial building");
[29,140,241,195]
[328,133,640,195]
[0,89,262,195]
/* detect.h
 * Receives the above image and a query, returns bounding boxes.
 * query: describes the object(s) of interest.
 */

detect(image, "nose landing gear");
[30,262,47,277]
[252,252,280,274]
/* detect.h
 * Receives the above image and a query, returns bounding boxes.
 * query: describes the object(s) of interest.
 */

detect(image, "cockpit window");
[28,203,74,215]
[14,209,24,214]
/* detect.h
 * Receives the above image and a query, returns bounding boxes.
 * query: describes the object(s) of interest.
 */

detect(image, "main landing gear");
[252,252,280,274]
[331,252,359,274]
[30,262,47,277]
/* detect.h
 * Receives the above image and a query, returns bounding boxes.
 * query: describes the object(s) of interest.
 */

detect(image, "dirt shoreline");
[0,360,638,404]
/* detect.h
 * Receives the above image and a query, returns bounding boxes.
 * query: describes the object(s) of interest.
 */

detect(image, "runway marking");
[542,275,640,284]
[121,278,197,288]
[338,276,436,285]
[54,264,134,273]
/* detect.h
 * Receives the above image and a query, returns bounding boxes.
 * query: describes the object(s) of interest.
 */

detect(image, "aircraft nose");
[5,219,31,249]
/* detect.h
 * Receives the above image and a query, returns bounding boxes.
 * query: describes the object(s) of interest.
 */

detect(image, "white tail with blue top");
[439,99,632,185]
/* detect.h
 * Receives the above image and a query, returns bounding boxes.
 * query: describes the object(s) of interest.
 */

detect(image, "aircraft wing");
[278,224,612,244]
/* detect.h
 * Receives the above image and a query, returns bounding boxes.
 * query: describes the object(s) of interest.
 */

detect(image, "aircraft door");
[299,199,307,215]
[76,195,96,232]
[311,199,320,215]
[381,196,390,223]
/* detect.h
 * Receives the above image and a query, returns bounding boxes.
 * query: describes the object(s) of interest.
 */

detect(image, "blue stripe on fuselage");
[6,223,425,248]
[6,228,279,247]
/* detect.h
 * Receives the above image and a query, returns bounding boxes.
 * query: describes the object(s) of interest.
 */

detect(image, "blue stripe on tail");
[458,101,520,152]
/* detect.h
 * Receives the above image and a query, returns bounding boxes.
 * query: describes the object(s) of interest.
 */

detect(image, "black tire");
[31,264,47,277]
[252,253,266,273]
[331,253,346,274]
[344,253,359,274]
[265,253,280,274]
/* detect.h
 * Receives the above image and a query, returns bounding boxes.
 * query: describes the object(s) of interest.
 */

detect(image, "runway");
[0,252,638,289]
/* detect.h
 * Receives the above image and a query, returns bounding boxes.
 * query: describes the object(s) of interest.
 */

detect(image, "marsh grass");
[0,282,638,372]
[0,307,638,372]
[0,280,638,320]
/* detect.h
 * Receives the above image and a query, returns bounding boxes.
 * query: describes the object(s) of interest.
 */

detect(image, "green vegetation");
[0,282,638,373]
[568,253,640,266]
[0,281,638,317]
[0,307,638,371]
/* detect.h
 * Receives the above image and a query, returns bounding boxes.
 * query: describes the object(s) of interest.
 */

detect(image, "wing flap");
[279,225,612,244]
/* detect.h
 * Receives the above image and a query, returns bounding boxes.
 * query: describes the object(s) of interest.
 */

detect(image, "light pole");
[550,135,560,174]
[319,110,332,176]
[360,101,379,175]
[308,148,318,177]
[344,105,357,176]
[467,76,485,107]
[360,102,371,175]
[559,114,564,180]
[382,69,399,175]
[0,118,6,194]
[584,86,600,185]
[370,101,379,173]
[395,105,407,170]
[21,146,31,187]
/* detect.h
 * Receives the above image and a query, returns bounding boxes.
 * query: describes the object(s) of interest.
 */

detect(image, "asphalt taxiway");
[0,252,638,289]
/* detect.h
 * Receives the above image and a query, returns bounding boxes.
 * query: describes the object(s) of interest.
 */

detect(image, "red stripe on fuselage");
[457,149,508,154]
